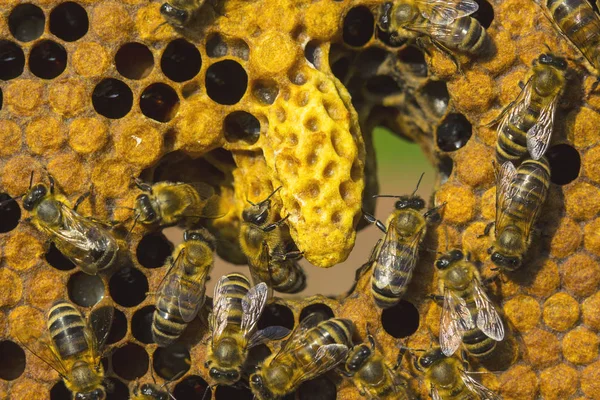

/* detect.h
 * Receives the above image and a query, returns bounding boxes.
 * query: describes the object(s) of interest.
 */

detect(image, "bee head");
[75,388,106,400]
[435,249,463,270]
[250,373,275,400]
[243,200,270,225]
[184,228,217,250]
[208,367,241,385]
[346,344,371,372]
[394,196,425,211]
[134,194,158,224]
[378,2,393,30]
[491,252,521,271]
[140,384,168,400]
[538,53,568,70]
[160,3,190,28]
[23,183,48,211]
[415,348,445,371]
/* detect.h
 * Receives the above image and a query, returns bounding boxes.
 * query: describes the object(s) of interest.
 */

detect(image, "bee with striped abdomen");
[22,174,119,275]
[493,53,567,165]
[415,347,501,400]
[152,228,215,346]
[239,187,306,294]
[377,0,488,59]
[205,273,290,386]
[545,0,600,72]
[20,300,113,400]
[250,314,353,400]
[433,250,504,359]
[490,158,551,271]
[363,175,444,309]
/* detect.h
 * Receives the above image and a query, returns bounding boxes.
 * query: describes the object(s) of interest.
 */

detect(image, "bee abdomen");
[371,265,411,309]
[462,328,497,359]
[310,318,354,348]
[271,260,306,293]
[496,103,541,164]
[152,301,187,346]
[456,17,488,55]
[48,301,88,359]
[506,158,551,220]
[219,273,251,326]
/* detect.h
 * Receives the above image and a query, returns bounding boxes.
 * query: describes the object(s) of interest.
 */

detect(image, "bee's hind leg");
[73,191,91,212]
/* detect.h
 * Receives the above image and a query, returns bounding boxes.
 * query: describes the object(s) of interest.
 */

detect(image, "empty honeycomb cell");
[8,4,45,43]
[5,231,44,272]
[0,268,22,308]
[523,328,560,368]
[4,79,44,115]
[67,271,104,307]
[342,6,374,47]
[299,303,334,322]
[253,31,298,75]
[140,83,180,122]
[50,381,70,400]
[499,365,538,400]
[131,305,154,344]
[562,327,599,364]
[542,292,579,332]
[206,33,228,58]
[0,40,25,80]
[224,111,261,144]
[257,303,295,330]
[546,144,581,185]
[153,343,191,380]
[8,306,44,346]
[540,363,579,400]
[136,233,173,270]
[48,79,87,117]
[68,117,108,155]
[583,292,600,331]
[112,342,149,380]
[205,60,248,105]
[565,182,600,220]
[115,42,154,80]
[91,2,133,42]
[381,300,420,338]
[29,40,68,80]
[420,80,450,117]
[0,340,25,381]
[568,107,600,148]
[299,376,337,400]
[435,184,476,225]
[522,260,560,299]
[92,78,134,119]
[562,253,600,297]
[105,377,129,399]
[455,142,493,186]
[72,42,109,77]
[174,375,211,400]
[10,378,47,400]
[447,70,496,112]
[26,269,64,309]
[49,2,89,42]
[161,39,202,82]
[252,80,279,105]
[109,267,148,307]
[584,218,600,256]
[106,308,127,344]
[549,217,582,258]
[503,295,541,332]
[25,117,66,155]
[0,193,21,233]
[215,385,253,400]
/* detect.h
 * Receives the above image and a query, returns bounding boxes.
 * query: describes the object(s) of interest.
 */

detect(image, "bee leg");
[393,346,408,370]
[262,215,290,233]
[460,349,471,370]
[428,39,463,75]
[134,177,153,193]
[414,37,432,58]
[478,222,495,239]
[73,191,91,212]
[424,202,446,222]
[48,174,56,194]
[362,210,387,234]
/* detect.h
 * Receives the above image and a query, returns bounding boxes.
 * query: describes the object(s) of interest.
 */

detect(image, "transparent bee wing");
[88,299,114,356]
[248,326,291,348]
[440,288,473,356]
[473,280,505,341]
[16,329,69,379]
[527,96,558,160]
[461,370,503,400]
[211,275,233,343]
[290,343,349,388]
[241,282,269,338]
[497,77,534,141]
[494,161,517,228]
[177,266,210,323]
[273,313,325,363]
[430,384,443,400]
[417,0,479,24]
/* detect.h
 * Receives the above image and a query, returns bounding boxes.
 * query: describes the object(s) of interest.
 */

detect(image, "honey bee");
[489,158,551,271]
[205,273,290,386]
[152,228,215,346]
[342,333,411,399]
[160,0,206,29]
[494,53,567,165]
[133,179,221,228]
[250,314,353,400]
[363,175,444,309]
[377,0,488,58]
[433,250,504,359]
[130,383,172,400]
[20,300,113,400]
[545,0,600,72]
[239,187,306,294]
[414,347,501,400]
[22,174,119,275]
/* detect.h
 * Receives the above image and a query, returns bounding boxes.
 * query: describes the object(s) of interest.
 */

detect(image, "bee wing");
[248,241,275,298]
[473,280,505,341]
[187,182,224,218]
[87,299,114,356]
[527,96,558,160]
[440,288,473,357]
[291,343,349,388]
[248,326,291,348]
[430,385,443,400]
[497,76,534,139]
[416,0,479,24]
[461,370,502,400]
[273,313,325,363]
[403,22,463,45]
[494,160,518,228]
[241,282,269,337]
[17,330,70,379]
[211,275,233,343]
[177,266,210,323]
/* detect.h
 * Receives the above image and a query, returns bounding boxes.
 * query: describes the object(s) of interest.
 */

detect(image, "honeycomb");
[0,0,597,399]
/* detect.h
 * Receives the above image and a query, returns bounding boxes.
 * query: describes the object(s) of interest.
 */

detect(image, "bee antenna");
[246,194,256,206]
[372,194,402,199]
[262,186,283,204]
[411,172,425,197]
[201,384,215,400]
[29,171,34,189]
[127,213,140,239]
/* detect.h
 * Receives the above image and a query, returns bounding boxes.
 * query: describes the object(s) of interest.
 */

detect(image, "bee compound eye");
[451,250,463,260]
[435,259,449,269]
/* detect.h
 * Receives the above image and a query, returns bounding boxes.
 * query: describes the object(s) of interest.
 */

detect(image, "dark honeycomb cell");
[343,6,375,47]
[305,40,322,68]
[298,376,337,400]
[381,300,420,338]
[112,343,149,381]
[115,42,154,80]
[230,39,250,61]
[8,4,45,43]
[247,343,272,370]
[205,60,248,105]
[29,40,68,80]
[45,242,76,271]
[421,80,450,117]
[224,111,261,144]
[206,33,228,58]
[109,267,148,307]
[215,385,253,400]
[299,303,334,322]
[50,381,70,400]
[131,305,155,344]
[438,156,454,184]
[136,232,173,269]
[252,80,279,105]
[331,56,350,82]
[257,303,295,330]
[0,340,25,380]
[174,375,211,400]
[92,78,134,119]
[0,87,2,110]
[473,0,494,28]
[106,308,127,344]
[105,377,129,400]
[365,75,402,96]
[436,113,472,152]
[50,2,89,42]
[398,46,428,77]
[0,193,21,233]
[547,143,581,185]
[0,41,25,80]
[376,27,406,47]
[67,271,105,307]
[140,83,180,122]
[153,343,191,380]
[161,39,202,82]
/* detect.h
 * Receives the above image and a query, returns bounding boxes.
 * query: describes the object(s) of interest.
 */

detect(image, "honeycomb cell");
[252,80,279,105]
[0,40,25,80]
[72,42,110,77]
[253,32,298,76]
[565,182,600,221]
[0,193,21,233]
[546,144,581,185]
[503,295,541,332]
[215,386,253,400]
[29,40,68,80]
[343,6,375,47]
[106,308,127,345]
[92,78,134,119]
[25,117,66,155]
[583,361,600,399]
[523,328,560,368]
[109,267,148,307]
[299,303,334,322]
[421,80,450,117]
[206,33,228,58]
[161,39,202,82]
[67,271,104,307]
[4,79,44,115]
[49,2,89,42]
[9,378,47,400]
[136,232,173,269]
[46,152,87,194]
[112,342,149,380]
[539,364,579,400]
[583,292,600,331]
[114,118,163,168]
[48,79,87,117]
[91,159,134,197]
[298,376,337,400]
[562,253,600,297]
[131,305,154,344]
[5,231,44,272]
[547,217,581,258]
[0,268,22,307]
[436,113,473,152]
[8,306,45,346]
[50,381,70,400]
[26,269,64,310]
[91,2,133,42]
[499,365,538,400]
[0,341,25,381]
[8,4,45,43]
[115,42,154,80]
[153,343,191,380]
[174,375,211,400]
[584,147,600,185]
[542,292,579,332]
[563,327,599,364]
[455,141,493,187]
[1,155,42,195]
[381,300,419,338]
[224,111,261,144]
[523,260,560,299]
[568,107,600,148]
[205,60,248,105]
[481,30,517,75]
[434,184,477,225]
[140,83,180,122]
[447,70,496,112]
[68,117,108,155]
[257,303,295,330]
